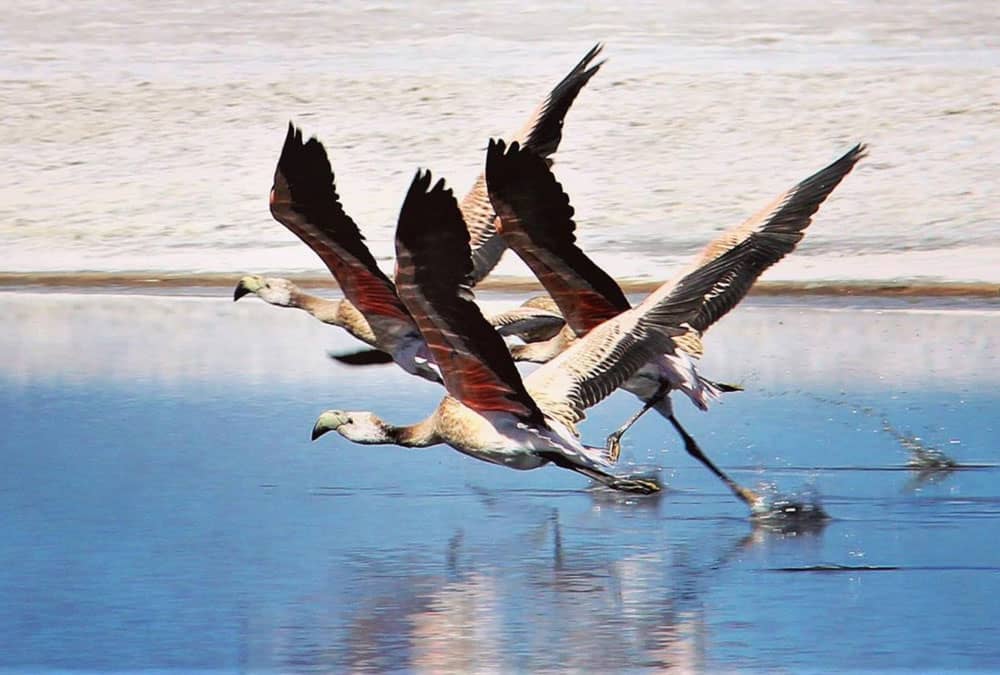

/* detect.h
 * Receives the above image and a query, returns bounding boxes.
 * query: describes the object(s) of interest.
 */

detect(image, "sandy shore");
[1,271,999,298]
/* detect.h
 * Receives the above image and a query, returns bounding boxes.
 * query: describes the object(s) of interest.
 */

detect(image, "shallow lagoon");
[2,291,999,672]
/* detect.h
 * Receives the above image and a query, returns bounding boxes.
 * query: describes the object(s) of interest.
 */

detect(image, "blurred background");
[3,0,998,284]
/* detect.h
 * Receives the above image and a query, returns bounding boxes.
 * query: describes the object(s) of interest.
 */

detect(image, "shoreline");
[1,272,998,299]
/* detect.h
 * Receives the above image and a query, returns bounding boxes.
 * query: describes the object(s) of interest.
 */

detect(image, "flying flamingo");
[484,139,866,508]
[234,45,602,368]
[312,169,779,501]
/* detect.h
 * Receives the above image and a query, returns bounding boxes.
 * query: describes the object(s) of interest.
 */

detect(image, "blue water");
[2,292,999,671]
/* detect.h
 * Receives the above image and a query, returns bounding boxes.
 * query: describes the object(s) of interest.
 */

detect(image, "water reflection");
[903,466,958,492]
[3,292,999,392]
[3,293,1000,670]
[266,502,826,672]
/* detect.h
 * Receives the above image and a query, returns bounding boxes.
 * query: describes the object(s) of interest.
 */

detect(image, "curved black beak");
[311,422,328,442]
[233,281,251,302]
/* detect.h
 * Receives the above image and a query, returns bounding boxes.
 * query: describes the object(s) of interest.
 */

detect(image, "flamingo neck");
[292,290,344,325]
[510,331,572,364]
[334,300,380,346]
[394,417,441,447]
[340,415,440,448]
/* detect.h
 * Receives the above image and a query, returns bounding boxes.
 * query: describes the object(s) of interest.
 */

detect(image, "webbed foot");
[608,475,662,494]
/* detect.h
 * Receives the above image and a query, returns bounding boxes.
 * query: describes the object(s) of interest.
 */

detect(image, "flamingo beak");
[311,420,330,441]
[311,411,350,441]
[233,280,252,302]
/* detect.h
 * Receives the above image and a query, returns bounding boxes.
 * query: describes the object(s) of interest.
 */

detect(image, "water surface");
[2,292,999,671]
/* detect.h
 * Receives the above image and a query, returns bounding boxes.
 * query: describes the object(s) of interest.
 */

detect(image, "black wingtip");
[276,122,333,177]
[407,168,455,202]
[583,43,608,79]
[790,141,869,201]
[519,45,606,159]
[578,43,606,72]
[485,137,512,176]
[400,169,461,235]
[395,163,475,298]
[485,137,543,191]
[831,142,869,173]
[413,168,432,192]
[848,142,869,163]
[279,121,298,160]
[282,121,305,152]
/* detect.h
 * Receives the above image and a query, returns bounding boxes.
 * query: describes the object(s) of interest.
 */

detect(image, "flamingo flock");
[233,45,866,515]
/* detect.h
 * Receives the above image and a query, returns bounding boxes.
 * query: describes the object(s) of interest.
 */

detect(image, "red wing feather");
[394,170,546,425]
[269,123,413,325]
[485,139,630,335]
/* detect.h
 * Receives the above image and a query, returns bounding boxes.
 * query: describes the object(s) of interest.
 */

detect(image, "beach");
[2,289,999,671]
[4,1,1000,285]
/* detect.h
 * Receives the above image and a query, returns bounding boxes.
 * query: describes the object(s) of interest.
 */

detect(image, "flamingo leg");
[605,383,671,462]
[667,414,763,512]
[541,452,661,494]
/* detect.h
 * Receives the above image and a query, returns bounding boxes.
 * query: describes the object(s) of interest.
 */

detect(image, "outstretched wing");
[269,123,415,334]
[527,235,771,427]
[680,143,868,333]
[486,139,630,336]
[464,44,605,284]
[394,170,546,425]
[512,42,606,158]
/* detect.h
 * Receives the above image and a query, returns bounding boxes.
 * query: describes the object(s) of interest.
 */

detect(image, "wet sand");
[2,290,999,671]
[2,271,999,298]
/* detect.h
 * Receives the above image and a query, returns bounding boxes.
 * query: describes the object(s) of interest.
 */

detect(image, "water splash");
[881,418,959,471]
[749,483,831,530]
[804,392,962,476]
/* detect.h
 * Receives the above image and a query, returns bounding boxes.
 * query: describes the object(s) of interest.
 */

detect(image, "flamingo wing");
[394,170,546,425]
[680,143,868,333]
[485,139,630,336]
[464,44,605,284]
[511,42,606,159]
[269,124,415,333]
[528,234,772,427]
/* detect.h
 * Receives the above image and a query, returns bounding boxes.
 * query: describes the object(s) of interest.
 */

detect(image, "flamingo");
[484,139,866,508]
[311,169,779,500]
[233,45,601,367]
[233,275,565,365]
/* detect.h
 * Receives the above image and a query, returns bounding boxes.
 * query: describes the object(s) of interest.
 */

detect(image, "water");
[2,291,999,671]
[3,1,999,283]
